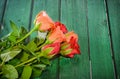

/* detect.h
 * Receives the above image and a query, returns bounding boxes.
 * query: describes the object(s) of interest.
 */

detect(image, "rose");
[34,11,55,31]
[60,31,80,58]
[41,42,60,59]
[45,22,68,43]
[60,37,80,58]
[55,22,68,33]
[65,31,78,42]
[47,26,66,43]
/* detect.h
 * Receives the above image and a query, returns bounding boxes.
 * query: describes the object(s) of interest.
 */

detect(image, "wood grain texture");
[87,0,115,79]
[0,0,32,37]
[0,0,119,79]
[107,0,120,79]
[60,0,90,79]
[0,0,6,36]
[0,0,5,22]
[31,0,59,79]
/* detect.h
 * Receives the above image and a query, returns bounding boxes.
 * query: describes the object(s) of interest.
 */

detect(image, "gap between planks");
[0,0,7,32]
[104,0,117,79]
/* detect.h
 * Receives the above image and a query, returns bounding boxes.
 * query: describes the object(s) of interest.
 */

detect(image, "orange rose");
[65,31,78,42]
[34,11,55,31]
[47,26,66,43]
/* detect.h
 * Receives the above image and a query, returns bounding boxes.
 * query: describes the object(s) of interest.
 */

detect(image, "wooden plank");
[87,0,115,79]
[31,0,59,79]
[0,0,32,37]
[0,0,6,36]
[106,0,120,78]
[60,0,90,79]
[0,0,5,22]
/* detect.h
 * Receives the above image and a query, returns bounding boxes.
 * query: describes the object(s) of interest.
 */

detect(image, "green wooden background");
[0,0,120,79]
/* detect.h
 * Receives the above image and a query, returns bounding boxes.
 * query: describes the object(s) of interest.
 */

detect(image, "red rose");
[47,26,66,43]
[34,11,55,31]
[60,32,80,58]
[55,22,68,33]
[65,31,78,42]
[41,42,60,59]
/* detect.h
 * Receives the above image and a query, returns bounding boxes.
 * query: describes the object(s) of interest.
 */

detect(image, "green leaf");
[21,65,32,79]
[31,67,43,78]
[34,37,45,46]
[2,64,18,79]
[40,57,51,65]
[7,21,21,43]
[0,39,11,50]
[8,34,17,43]
[20,52,29,62]
[16,66,24,76]
[19,44,36,56]
[8,58,20,66]
[19,26,28,38]
[31,64,46,78]
[0,47,21,62]
[19,44,28,51]
[0,40,6,46]
[32,64,46,70]
[27,40,37,52]
[0,40,7,49]
[10,21,19,37]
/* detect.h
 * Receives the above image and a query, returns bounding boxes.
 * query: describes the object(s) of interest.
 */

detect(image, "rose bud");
[55,22,68,33]
[60,32,80,58]
[34,11,55,31]
[41,42,60,59]
[47,26,66,43]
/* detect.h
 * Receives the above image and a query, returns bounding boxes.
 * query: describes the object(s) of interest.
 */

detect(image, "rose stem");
[16,24,41,44]
[15,53,43,68]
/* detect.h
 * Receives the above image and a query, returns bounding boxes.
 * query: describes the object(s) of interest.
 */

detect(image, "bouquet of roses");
[0,11,80,79]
